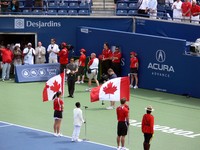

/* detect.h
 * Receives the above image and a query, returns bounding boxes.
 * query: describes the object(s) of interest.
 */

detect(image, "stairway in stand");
[91,0,115,16]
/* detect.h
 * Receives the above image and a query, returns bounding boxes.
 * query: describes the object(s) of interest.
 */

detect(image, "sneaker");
[85,88,91,92]
[54,133,58,137]
[121,147,129,150]
[2,79,4,82]
[75,81,80,84]
[133,85,138,89]
[76,139,83,142]
[58,133,63,137]
[71,138,75,142]
[129,85,133,88]
[117,147,121,150]
[80,81,84,84]
[106,106,114,110]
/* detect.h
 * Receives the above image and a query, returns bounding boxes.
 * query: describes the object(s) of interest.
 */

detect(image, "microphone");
[83,106,88,109]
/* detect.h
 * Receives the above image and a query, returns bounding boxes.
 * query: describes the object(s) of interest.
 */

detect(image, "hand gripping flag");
[43,72,65,102]
[90,77,130,102]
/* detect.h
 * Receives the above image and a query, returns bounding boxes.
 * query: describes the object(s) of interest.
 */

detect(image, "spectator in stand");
[0,44,13,81]
[138,0,149,17]
[172,0,183,22]
[66,58,78,98]
[181,0,192,23]
[58,42,69,73]
[116,98,129,150]
[75,48,86,84]
[35,41,46,64]
[191,0,200,24]
[24,0,33,11]
[101,42,112,75]
[148,0,157,19]
[129,52,139,89]
[23,43,35,65]
[0,0,10,13]
[10,0,19,12]
[34,0,43,9]
[85,53,99,92]
[165,0,173,6]
[142,105,154,150]
[112,46,121,77]
[13,43,23,71]
[47,38,60,63]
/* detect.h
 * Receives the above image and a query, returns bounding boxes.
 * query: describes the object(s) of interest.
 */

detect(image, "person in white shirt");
[35,41,46,64]
[86,53,99,91]
[172,0,183,21]
[138,0,149,17]
[47,38,60,63]
[148,0,157,19]
[72,102,85,142]
[23,43,35,65]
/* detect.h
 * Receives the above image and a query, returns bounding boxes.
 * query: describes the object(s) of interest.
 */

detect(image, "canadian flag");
[43,72,65,102]
[90,77,130,102]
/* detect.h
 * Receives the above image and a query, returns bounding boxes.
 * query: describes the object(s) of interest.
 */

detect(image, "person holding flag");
[53,91,64,137]
[116,98,129,150]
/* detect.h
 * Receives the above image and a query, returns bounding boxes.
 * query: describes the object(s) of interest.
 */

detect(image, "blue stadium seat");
[48,2,58,9]
[79,2,90,9]
[128,10,137,16]
[129,3,138,9]
[78,9,90,15]
[19,2,24,9]
[116,10,127,16]
[117,3,128,9]
[69,2,79,9]
[57,9,68,15]
[68,9,78,15]
[59,2,68,9]
[22,9,31,15]
[32,9,45,15]
[47,9,57,15]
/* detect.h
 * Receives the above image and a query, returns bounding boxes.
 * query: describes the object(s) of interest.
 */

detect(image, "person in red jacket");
[191,0,200,23]
[75,48,86,84]
[116,98,129,150]
[129,51,139,89]
[181,0,192,23]
[112,46,122,77]
[101,42,112,75]
[141,105,154,150]
[0,44,13,81]
[58,42,69,73]
[53,91,64,137]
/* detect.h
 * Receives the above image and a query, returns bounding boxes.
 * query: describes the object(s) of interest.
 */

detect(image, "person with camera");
[66,58,78,98]
[106,68,117,110]
[75,48,86,84]
[85,53,99,92]
[58,42,69,73]
[47,38,60,63]
[116,98,129,150]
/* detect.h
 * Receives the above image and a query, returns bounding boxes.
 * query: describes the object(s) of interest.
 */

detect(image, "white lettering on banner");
[129,119,200,138]
[147,50,175,78]
[47,68,57,75]
[121,58,125,66]
[26,21,61,29]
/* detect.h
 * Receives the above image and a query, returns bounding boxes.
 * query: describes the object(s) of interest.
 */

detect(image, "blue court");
[0,121,116,150]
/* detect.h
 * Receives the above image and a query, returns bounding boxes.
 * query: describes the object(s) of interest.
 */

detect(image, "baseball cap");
[27,43,32,46]
[80,48,86,53]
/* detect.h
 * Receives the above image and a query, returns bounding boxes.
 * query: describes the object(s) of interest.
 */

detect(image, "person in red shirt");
[101,42,113,75]
[129,51,139,89]
[116,98,129,150]
[142,105,154,150]
[58,42,69,73]
[75,48,86,84]
[191,0,200,23]
[53,91,64,137]
[181,0,192,23]
[112,46,122,77]
[0,44,13,81]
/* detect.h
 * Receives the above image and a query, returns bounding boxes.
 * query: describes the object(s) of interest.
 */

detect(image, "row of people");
[53,92,155,150]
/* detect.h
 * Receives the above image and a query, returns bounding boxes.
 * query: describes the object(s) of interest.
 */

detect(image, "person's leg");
[121,136,125,147]
[67,78,71,96]
[54,119,58,134]
[6,63,11,79]
[117,136,120,148]
[2,63,7,80]
[70,76,75,96]
[81,75,85,83]
[75,125,81,140]
[57,119,62,134]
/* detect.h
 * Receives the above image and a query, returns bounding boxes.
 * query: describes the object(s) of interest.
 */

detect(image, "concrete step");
[91,10,115,16]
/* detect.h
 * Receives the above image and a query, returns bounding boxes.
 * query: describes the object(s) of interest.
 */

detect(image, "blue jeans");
[2,63,11,80]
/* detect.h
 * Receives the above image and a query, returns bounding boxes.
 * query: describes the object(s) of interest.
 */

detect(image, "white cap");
[145,105,154,111]
[15,43,20,47]
[27,43,32,46]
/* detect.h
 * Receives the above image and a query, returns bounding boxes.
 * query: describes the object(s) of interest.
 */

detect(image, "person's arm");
[150,115,154,133]
[41,47,46,56]
[23,48,29,55]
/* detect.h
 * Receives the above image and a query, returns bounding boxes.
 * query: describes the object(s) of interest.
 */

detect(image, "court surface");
[0,80,200,150]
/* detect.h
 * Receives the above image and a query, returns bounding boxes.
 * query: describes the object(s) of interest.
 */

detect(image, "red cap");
[62,42,67,47]
[130,51,136,56]
[80,48,86,53]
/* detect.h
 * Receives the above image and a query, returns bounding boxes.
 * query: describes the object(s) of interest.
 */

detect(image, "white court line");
[0,124,13,128]
[0,121,116,149]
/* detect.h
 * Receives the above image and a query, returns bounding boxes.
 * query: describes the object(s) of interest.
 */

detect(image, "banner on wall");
[15,63,60,83]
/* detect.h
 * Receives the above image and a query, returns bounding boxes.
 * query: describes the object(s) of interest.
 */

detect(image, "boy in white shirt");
[72,102,85,142]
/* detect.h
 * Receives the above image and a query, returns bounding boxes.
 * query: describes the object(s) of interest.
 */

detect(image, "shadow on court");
[0,122,116,150]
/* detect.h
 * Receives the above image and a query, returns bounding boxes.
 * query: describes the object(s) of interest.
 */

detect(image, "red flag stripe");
[120,77,130,101]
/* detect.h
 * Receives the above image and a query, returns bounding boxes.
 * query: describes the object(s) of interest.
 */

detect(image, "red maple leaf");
[50,80,61,93]
[103,82,117,98]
